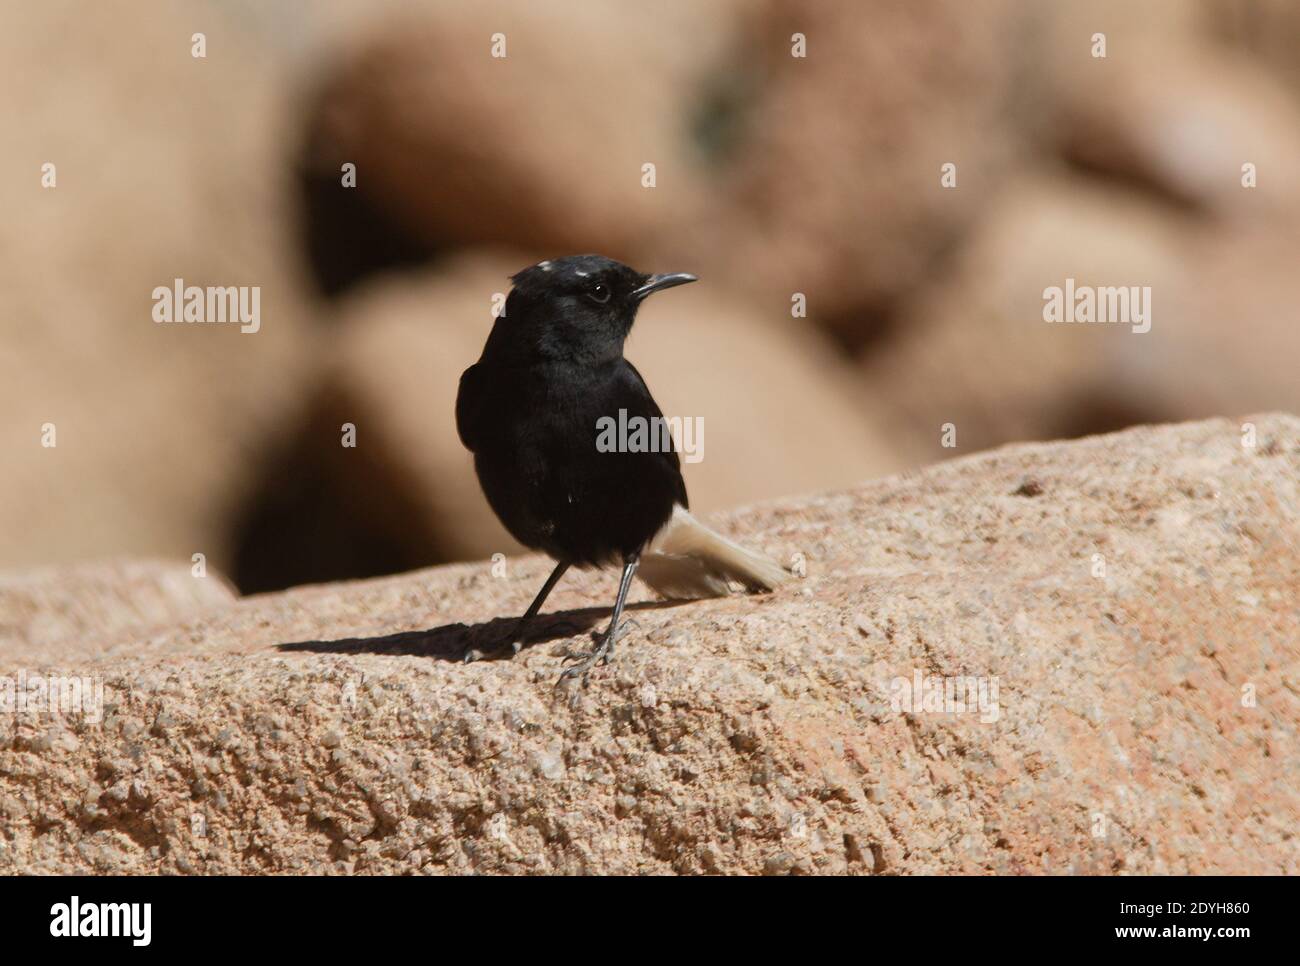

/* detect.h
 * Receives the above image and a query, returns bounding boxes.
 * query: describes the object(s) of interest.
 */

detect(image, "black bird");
[456,254,789,681]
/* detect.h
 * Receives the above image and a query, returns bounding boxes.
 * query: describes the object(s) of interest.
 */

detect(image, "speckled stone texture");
[1,415,1296,874]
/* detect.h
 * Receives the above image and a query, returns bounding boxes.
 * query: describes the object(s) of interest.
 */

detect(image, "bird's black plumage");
[457,255,789,679]
[457,254,698,679]
[456,255,690,566]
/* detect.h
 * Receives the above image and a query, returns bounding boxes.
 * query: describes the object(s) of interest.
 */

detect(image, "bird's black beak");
[632,272,697,301]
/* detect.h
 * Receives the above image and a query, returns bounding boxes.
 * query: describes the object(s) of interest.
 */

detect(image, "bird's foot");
[461,637,516,664]
[556,639,611,683]
[463,617,583,664]
[556,619,639,683]
[462,618,527,663]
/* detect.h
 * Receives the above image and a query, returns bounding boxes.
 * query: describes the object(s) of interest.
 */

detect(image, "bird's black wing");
[621,360,689,509]
[455,362,487,453]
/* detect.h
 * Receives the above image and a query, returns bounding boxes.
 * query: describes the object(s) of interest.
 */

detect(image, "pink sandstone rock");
[0,415,1295,874]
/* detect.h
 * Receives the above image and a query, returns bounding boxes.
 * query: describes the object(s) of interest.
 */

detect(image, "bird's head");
[502,254,696,362]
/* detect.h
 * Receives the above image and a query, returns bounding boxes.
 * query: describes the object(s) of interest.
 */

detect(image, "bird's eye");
[587,282,611,304]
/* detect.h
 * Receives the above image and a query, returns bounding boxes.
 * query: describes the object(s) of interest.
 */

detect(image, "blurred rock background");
[3,0,1298,594]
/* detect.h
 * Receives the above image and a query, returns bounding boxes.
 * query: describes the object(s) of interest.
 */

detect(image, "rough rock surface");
[1,415,1297,874]
[0,561,235,662]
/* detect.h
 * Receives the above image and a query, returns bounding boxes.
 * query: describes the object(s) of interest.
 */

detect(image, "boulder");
[861,174,1300,464]
[300,0,737,266]
[1,414,1295,874]
[689,0,1028,343]
[0,560,235,663]
[1052,40,1300,220]
[860,176,1190,459]
[0,1,315,573]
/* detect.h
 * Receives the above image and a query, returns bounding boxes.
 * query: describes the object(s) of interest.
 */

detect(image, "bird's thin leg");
[559,553,639,682]
[464,559,570,662]
[520,559,571,625]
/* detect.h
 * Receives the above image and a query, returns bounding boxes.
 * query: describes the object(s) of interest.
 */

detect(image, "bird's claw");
[555,618,639,683]
[556,646,607,683]
[461,637,521,664]
[461,621,526,664]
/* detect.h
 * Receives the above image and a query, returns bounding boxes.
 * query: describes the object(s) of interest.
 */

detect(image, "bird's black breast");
[458,358,686,567]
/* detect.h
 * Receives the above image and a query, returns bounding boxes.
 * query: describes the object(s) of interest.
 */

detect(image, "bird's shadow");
[275,600,679,662]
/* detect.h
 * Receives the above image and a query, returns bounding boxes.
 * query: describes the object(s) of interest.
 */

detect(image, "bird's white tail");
[638,505,792,600]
